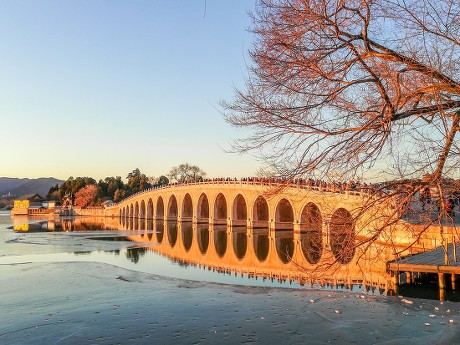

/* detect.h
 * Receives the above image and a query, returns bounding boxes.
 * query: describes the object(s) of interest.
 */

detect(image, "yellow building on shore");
[11,194,56,216]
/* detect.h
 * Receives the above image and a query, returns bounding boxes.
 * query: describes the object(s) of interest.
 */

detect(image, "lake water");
[1,211,460,344]
[3,213,386,293]
[2,212,459,299]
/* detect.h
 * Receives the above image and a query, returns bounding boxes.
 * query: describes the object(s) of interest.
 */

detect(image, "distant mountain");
[0,177,29,194]
[0,177,64,198]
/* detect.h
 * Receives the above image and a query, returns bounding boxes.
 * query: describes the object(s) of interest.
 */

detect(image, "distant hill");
[0,177,64,198]
[0,177,29,194]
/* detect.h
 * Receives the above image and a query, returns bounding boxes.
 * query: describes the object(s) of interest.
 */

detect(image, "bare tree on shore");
[168,163,207,184]
[222,0,460,255]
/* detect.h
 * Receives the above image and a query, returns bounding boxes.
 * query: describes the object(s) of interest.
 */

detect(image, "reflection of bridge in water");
[108,217,392,293]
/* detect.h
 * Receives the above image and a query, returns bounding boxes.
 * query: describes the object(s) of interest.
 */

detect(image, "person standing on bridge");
[420,187,431,211]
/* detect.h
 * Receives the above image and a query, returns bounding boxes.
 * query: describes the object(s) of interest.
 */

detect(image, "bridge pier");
[293,223,301,241]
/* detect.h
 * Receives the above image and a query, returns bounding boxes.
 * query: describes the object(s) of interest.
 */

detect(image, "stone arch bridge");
[105,180,393,266]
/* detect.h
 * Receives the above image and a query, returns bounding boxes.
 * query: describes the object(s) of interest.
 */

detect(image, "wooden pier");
[388,242,459,301]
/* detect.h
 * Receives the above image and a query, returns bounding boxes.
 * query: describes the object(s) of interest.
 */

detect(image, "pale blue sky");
[0,0,260,180]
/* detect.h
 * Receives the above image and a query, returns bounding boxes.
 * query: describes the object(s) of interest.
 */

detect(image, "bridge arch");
[300,202,323,264]
[130,204,134,219]
[156,197,165,220]
[147,198,153,220]
[253,196,269,228]
[140,200,146,219]
[329,208,355,264]
[274,198,294,230]
[232,194,247,223]
[167,195,178,220]
[134,202,139,218]
[182,193,193,220]
[214,193,227,224]
[274,198,294,263]
[197,193,209,222]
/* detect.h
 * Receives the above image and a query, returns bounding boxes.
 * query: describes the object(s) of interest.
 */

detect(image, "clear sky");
[0,0,260,181]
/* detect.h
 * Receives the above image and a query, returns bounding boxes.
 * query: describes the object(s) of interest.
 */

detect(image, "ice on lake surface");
[1,212,459,344]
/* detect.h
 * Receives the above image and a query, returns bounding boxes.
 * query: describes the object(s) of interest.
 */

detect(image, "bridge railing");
[109,178,370,208]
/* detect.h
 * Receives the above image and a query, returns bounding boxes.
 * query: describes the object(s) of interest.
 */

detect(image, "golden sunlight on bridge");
[81,179,457,299]
[100,180,446,294]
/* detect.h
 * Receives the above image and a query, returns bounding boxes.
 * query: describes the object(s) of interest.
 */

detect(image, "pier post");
[405,272,412,284]
[454,242,457,263]
[452,274,456,290]
[438,273,446,302]
[390,272,399,296]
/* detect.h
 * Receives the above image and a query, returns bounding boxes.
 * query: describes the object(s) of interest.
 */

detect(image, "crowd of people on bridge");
[153,176,370,194]
[117,175,459,220]
[419,186,458,217]
[119,176,374,206]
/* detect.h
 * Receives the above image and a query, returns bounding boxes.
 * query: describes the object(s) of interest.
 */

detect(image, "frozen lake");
[1,212,459,344]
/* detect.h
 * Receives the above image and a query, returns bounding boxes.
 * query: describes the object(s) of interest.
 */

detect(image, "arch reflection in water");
[253,228,269,262]
[213,225,227,257]
[275,230,294,264]
[197,223,209,254]
[232,226,247,260]
[147,220,153,241]
[167,221,178,247]
[181,222,193,252]
[156,222,164,243]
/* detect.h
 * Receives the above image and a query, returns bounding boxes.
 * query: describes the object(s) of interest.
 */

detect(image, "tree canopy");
[168,163,206,183]
[46,169,154,205]
[74,184,99,207]
[126,168,152,195]
[45,167,186,206]
[222,0,459,185]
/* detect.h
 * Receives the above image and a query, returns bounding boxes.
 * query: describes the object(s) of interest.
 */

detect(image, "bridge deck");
[388,243,460,274]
